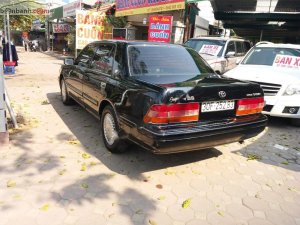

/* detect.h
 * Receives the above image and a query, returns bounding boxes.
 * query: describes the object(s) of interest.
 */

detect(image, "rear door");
[82,43,115,113]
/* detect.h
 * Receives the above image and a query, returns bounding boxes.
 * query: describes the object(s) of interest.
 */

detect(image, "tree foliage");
[0,15,45,31]
[0,0,46,31]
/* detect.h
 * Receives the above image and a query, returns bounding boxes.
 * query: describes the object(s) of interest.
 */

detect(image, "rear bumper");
[121,115,268,154]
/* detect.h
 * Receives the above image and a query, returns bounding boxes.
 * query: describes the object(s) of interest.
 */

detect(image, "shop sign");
[32,19,41,30]
[273,54,300,69]
[52,24,71,33]
[63,0,81,18]
[75,10,106,49]
[148,15,173,43]
[115,0,185,17]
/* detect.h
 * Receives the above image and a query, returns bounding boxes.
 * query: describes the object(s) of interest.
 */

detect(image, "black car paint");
[60,40,267,154]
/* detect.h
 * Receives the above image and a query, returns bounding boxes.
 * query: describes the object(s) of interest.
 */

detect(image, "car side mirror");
[236,58,241,65]
[225,51,235,58]
[64,58,74,65]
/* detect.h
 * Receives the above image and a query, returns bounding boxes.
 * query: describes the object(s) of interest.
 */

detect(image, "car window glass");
[184,39,226,57]
[226,41,235,54]
[91,45,114,75]
[75,45,96,67]
[128,45,213,76]
[242,47,300,66]
[236,42,244,56]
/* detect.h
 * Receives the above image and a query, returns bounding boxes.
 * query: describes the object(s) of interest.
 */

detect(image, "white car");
[184,37,251,74]
[224,42,300,126]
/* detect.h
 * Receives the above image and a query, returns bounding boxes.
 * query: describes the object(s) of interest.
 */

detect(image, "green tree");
[0,0,46,31]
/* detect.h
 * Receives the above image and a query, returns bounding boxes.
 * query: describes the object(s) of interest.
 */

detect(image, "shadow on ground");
[232,116,300,172]
[47,92,222,176]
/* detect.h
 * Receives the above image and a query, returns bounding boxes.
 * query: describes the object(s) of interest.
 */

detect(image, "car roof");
[188,36,248,42]
[254,42,300,49]
[91,40,180,47]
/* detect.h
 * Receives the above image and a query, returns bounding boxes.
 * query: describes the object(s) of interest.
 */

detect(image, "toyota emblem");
[218,91,226,98]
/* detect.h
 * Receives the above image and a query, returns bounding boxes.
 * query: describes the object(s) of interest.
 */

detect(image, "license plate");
[201,100,235,112]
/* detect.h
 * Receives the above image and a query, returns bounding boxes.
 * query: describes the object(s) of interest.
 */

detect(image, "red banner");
[148,15,173,43]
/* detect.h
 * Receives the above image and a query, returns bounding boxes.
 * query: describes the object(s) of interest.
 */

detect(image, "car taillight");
[236,97,264,116]
[144,103,200,124]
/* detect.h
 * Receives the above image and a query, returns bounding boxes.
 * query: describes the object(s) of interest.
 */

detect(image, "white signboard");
[273,54,300,69]
[76,10,106,49]
[199,44,222,56]
[52,24,71,33]
[63,0,81,18]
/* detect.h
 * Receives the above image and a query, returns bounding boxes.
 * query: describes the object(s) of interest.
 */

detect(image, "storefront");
[114,0,194,44]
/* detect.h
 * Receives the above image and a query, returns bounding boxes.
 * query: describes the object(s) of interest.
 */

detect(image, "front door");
[67,44,96,103]
[82,44,115,113]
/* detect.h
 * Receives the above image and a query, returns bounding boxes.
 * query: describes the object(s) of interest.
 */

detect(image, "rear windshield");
[242,47,300,66]
[127,45,213,76]
[184,39,226,57]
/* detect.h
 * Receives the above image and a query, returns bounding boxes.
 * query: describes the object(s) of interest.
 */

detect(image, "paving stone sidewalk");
[0,48,300,225]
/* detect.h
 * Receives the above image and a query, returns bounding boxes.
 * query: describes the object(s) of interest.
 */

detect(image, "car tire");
[291,118,300,127]
[60,78,73,105]
[101,105,128,153]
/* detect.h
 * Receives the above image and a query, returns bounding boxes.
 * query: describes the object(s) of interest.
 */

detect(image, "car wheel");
[60,78,73,105]
[101,105,127,153]
[291,118,300,127]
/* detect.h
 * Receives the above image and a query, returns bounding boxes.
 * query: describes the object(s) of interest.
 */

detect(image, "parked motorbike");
[29,40,39,52]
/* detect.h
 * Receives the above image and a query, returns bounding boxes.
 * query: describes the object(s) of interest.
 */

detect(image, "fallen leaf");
[40,204,49,211]
[68,139,80,145]
[89,161,97,166]
[135,209,143,214]
[60,156,66,159]
[80,163,86,171]
[12,194,21,200]
[59,169,66,175]
[81,183,89,189]
[41,100,50,105]
[156,184,163,189]
[288,187,298,192]
[182,198,192,209]
[281,161,289,165]
[164,169,176,175]
[157,196,166,201]
[217,211,224,217]
[247,153,262,161]
[82,153,91,159]
[7,180,16,188]
[192,170,201,175]
[149,219,157,225]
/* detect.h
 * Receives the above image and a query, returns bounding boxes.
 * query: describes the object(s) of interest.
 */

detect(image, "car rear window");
[127,45,213,76]
[242,47,300,66]
[184,39,226,57]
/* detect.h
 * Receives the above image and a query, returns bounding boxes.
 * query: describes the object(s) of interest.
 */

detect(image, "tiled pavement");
[0,48,300,225]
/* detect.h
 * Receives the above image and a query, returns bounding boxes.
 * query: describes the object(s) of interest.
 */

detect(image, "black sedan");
[59,40,267,154]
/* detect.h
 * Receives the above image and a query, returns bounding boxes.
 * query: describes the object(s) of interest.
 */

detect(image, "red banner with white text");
[148,15,173,43]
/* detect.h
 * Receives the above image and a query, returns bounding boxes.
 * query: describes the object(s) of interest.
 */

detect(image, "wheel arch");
[99,99,118,119]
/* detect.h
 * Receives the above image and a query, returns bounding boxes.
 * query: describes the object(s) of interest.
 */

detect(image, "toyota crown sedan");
[59,40,267,154]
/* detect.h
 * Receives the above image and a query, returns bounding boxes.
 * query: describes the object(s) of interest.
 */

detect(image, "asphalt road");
[1,48,300,225]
